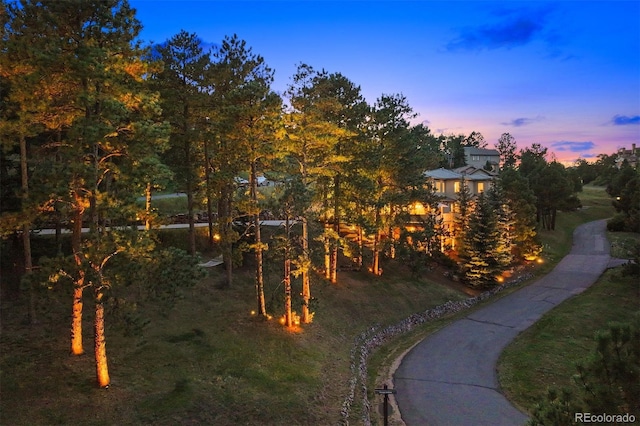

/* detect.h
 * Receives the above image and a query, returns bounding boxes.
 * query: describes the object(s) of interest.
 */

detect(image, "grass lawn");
[0,240,466,425]
[497,270,639,414]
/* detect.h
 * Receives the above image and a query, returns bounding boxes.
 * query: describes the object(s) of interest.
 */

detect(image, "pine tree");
[3,0,169,387]
[461,192,500,288]
[486,184,515,271]
[496,168,541,261]
[453,176,473,257]
[283,63,346,321]
[152,30,211,255]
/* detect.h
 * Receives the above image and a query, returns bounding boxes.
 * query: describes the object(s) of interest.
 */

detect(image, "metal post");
[374,384,397,426]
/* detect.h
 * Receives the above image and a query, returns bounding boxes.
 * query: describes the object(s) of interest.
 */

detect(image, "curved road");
[393,220,624,425]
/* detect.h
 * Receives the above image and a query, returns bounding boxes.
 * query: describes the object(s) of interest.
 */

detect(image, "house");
[615,143,638,169]
[463,147,500,172]
[422,166,496,251]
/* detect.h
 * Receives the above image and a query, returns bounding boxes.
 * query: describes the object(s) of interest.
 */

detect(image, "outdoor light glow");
[537,258,544,264]
[213,233,221,241]
[411,202,426,215]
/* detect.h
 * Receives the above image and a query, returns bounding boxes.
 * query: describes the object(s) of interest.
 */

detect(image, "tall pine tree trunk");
[284,215,292,328]
[203,139,214,247]
[301,216,311,323]
[324,228,331,280]
[19,133,36,324]
[184,105,196,255]
[251,161,266,316]
[186,178,196,255]
[357,224,363,269]
[218,187,233,287]
[330,174,340,284]
[145,182,152,231]
[372,208,381,276]
[70,194,85,355]
[372,230,381,276]
[94,289,110,388]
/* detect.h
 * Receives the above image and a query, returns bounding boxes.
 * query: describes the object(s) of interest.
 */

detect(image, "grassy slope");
[497,271,639,414]
[497,185,640,414]
[0,245,465,425]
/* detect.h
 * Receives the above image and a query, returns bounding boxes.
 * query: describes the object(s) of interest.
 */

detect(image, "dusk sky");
[129,0,640,165]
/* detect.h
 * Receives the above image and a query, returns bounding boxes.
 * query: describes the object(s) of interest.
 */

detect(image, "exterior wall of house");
[463,147,500,171]
[424,167,496,252]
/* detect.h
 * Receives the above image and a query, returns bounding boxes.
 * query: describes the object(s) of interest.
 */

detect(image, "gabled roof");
[424,168,461,180]
[463,146,500,156]
[453,165,497,177]
[424,167,496,181]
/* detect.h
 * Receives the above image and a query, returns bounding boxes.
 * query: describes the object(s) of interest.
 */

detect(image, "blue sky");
[130,0,640,165]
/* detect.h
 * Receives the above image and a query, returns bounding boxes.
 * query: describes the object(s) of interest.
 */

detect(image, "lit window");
[478,182,484,193]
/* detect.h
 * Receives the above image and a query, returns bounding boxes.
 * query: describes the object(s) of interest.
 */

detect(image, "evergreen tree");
[152,30,211,255]
[461,192,500,288]
[283,63,347,321]
[496,168,541,261]
[207,35,279,291]
[486,184,515,270]
[453,176,473,257]
[3,0,168,387]
[495,132,519,170]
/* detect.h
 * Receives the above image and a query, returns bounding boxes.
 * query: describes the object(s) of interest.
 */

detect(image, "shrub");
[528,316,640,425]
[607,214,627,232]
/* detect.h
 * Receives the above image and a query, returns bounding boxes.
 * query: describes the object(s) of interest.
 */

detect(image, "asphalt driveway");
[393,219,622,425]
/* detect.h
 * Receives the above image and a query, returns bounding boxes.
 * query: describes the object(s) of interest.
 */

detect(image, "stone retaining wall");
[339,273,534,425]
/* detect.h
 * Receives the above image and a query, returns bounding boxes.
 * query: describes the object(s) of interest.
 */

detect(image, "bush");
[607,214,627,232]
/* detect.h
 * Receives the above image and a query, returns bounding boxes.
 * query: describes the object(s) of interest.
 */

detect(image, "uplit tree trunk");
[357,224,363,269]
[284,215,292,328]
[330,174,340,284]
[301,216,311,323]
[94,288,110,388]
[70,193,85,356]
[323,228,331,280]
[251,161,267,317]
[371,208,382,276]
[372,230,381,276]
[388,224,396,259]
[145,182,152,231]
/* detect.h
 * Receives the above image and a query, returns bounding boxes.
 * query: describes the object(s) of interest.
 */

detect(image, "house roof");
[453,165,497,177]
[463,146,500,156]
[424,168,461,180]
[424,167,495,181]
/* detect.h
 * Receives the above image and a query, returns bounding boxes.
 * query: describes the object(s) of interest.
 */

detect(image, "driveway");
[393,219,621,426]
